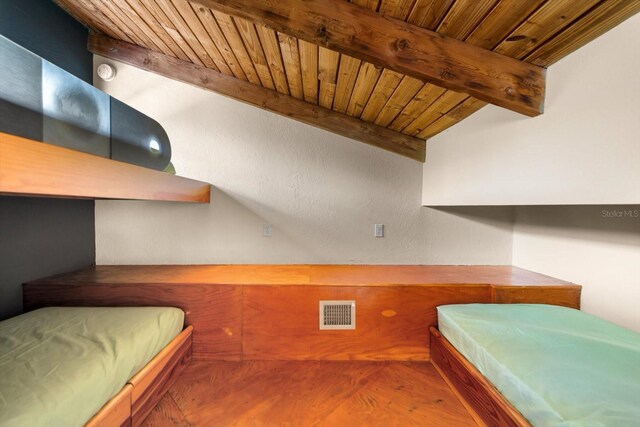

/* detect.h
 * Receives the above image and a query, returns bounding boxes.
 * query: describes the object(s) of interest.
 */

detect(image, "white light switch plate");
[374,224,384,238]
[263,223,272,237]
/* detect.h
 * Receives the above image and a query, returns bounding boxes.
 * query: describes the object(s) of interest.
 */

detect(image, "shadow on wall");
[0,197,95,320]
[95,187,517,265]
[514,205,640,248]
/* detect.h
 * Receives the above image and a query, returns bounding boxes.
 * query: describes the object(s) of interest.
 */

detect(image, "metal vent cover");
[319,300,356,330]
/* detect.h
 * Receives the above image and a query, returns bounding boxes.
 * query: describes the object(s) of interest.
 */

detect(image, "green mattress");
[0,306,184,427]
[437,304,640,427]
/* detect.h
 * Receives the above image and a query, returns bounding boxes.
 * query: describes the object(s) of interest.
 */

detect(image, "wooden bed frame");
[23,265,581,362]
[85,325,193,427]
[430,326,530,427]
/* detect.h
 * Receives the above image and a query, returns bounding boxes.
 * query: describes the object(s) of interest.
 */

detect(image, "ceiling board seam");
[523,0,607,66]
[212,11,261,84]
[191,2,247,80]
[329,53,344,111]
[138,0,197,62]
[340,59,365,115]
[117,0,169,53]
[124,0,188,59]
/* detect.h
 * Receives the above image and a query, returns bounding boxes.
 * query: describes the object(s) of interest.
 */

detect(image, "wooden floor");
[142,360,476,426]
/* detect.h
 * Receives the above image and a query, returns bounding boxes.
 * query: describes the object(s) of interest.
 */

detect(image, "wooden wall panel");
[242,285,490,361]
[23,283,242,360]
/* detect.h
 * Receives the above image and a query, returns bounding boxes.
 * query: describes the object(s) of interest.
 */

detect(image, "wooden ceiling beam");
[88,34,426,162]
[188,0,546,117]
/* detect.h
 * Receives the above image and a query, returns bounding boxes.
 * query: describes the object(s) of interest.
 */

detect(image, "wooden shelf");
[0,132,210,203]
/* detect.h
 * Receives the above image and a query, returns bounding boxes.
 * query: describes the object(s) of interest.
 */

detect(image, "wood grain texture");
[255,26,289,94]
[492,0,600,60]
[27,264,578,287]
[319,362,476,426]
[243,284,489,361]
[57,0,640,144]
[140,393,191,427]
[23,283,242,360]
[491,285,581,309]
[0,132,210,203]
[232,16,275,89]
[130,327,194,426]
[526,0,640,67]
[430,327,531,427]
[192,0,546,116]
[332,55,362,113]
[317,47,340,109]
[86,384,133,427]
[277,32,304,99]
[25,265,580,361]
[418,97,487,139]
[191,2,247,79]
[88,34,426,161]
[346,62,383,117]
[145,360,476,426]
[212,11,262,84]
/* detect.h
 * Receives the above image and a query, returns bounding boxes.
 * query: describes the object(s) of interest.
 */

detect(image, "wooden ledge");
[0,132,210,203]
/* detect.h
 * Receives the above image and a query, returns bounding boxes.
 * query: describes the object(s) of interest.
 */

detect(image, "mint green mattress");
[437,304,640,427]
[0,306,184,427]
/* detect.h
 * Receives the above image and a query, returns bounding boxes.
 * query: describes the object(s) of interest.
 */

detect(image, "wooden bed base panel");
[430,327,531,427]
[129,325,193,426]
[84,326,193,427]
[24,265,580,362]
[86,384,133,427]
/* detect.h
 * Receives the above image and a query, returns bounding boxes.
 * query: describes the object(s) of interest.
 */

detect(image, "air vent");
[319,300,356,330]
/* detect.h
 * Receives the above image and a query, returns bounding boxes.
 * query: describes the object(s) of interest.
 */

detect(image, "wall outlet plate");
[375,224,384,238]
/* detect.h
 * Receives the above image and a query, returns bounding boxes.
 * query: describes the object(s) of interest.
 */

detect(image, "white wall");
[422,13,640,206]
[513,206,640,332]
[93,56,513,265]
[419,15,640,331]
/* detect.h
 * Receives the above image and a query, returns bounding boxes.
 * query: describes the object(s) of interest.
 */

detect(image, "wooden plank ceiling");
[56,0,640,161]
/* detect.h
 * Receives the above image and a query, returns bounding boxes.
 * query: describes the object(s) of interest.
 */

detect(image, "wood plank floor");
[142,361,477,426]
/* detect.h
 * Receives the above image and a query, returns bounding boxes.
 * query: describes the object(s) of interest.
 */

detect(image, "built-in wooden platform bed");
[88,325,193,427]
[431,304,640,426]
[21,265,584,425]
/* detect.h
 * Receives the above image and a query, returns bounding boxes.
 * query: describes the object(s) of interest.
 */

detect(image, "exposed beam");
[188,0,546,117]
[88,34,425,162]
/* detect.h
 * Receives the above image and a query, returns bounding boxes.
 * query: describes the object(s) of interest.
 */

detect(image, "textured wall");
[422,14,640,206]
[93,56,513,265]
[513,206,640,332]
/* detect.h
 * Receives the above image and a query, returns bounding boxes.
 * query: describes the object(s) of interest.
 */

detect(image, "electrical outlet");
[374,224,384,238]
[263,223,272,237]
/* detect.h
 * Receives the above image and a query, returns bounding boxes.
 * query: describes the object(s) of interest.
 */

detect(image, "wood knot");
[439,68,455,80]
[396,39,408,50]
[316,25,327,39]
[506,35,526,42]
[200,76,209,84]
[505,87,514,96]
[143,57,151,65]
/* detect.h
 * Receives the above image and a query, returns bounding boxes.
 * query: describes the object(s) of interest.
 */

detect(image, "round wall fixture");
[97,63,116,81]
